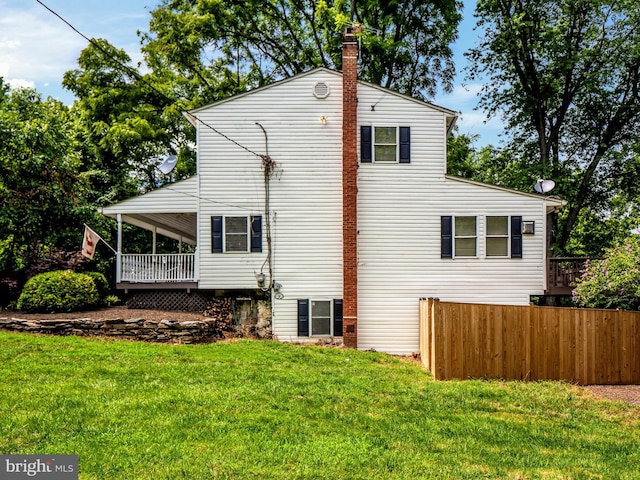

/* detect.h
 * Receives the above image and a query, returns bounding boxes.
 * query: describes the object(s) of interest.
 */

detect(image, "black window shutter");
[211,216,223,253]
[511,216,523,258]
[361,126,372,163]
[298,299,309,337]
[250,216,262,253]
[333,299,343,337]
[441,216,453,258]
[399,127,410,163]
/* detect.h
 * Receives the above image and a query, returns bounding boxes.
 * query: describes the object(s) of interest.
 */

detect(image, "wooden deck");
[546,257,590,295]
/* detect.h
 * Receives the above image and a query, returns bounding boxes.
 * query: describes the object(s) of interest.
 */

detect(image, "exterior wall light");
[320,116,327,124]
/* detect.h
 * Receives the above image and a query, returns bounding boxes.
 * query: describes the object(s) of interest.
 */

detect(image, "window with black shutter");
[361,126,410,163]
[511,216,523,259]
[441,216,453,258]
[297,298,343,337]
[297,299,309,337]
[211,215,263,253]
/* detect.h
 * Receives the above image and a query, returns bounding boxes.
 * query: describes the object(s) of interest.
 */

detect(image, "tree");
[447,133,539,191]
[63,39,196,202]
[468,0,640,253]
[141,0,462,103]
[0,80,93,300]
[573,235,640,310]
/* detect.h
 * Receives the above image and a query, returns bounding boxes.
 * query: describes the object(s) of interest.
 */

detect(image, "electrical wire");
[36,0,264,160]
[39,0,279,292]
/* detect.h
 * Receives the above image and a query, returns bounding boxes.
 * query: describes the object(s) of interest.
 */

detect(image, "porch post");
[116,214,122,283]
[152,226,157,255]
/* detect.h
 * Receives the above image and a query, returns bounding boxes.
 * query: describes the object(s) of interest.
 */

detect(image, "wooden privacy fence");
[419,299,640,385]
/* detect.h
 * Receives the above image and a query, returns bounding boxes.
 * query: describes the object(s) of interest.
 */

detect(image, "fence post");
[419,298,428,369]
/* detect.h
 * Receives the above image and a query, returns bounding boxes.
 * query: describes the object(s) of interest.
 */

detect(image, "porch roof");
[101,177,198,245]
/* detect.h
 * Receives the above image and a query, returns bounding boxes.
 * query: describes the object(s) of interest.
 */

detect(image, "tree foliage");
[468,0,640,253]
[63,39,196,202]
[142,0,462,102]
[0,81,92,283]
[573,235,640,310]
[447,133,640,256]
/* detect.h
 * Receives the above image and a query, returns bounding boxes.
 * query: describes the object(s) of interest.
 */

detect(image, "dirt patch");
[584,385,640,406]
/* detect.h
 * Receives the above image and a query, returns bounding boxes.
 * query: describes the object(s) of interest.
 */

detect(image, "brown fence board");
[419,299,640,385]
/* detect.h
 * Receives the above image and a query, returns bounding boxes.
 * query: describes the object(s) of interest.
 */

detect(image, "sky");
[0,0,504,147]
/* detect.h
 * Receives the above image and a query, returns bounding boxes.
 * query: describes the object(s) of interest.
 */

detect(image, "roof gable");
[186,67,457,126]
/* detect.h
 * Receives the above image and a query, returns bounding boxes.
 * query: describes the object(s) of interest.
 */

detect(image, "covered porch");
[101,177,199,290]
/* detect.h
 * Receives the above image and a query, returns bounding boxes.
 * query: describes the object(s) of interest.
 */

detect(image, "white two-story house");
[102,30,564,355]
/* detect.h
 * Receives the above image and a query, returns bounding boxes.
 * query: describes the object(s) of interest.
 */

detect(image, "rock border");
[0,316,226,344]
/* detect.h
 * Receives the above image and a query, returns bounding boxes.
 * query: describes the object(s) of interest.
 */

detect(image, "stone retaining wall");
[0,317,228,344]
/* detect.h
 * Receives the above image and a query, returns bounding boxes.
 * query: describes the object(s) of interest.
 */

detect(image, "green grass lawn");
[0,332,638,479]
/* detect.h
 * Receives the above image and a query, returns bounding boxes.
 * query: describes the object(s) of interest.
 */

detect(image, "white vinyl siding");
[102,177,198,214]
[194,70,343,312]
[356,80,552,353]
[190,69,557,355]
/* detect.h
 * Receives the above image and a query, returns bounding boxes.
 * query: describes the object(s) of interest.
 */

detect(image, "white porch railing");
[119,253,196,283]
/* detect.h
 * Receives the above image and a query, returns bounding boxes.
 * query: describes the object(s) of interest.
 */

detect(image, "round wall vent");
[313,81,330,99]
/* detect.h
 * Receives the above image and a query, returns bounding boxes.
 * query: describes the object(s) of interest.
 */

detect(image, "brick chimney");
[342,28,358,349]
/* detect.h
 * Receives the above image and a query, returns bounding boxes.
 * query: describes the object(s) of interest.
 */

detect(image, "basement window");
[297,299,343,337]
[311,300,332,335]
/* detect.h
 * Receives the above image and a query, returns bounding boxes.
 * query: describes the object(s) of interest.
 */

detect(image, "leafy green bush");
[104,294,122,307]
[84,271,110,298]
[16,270,99,313]
[573,235,640,310]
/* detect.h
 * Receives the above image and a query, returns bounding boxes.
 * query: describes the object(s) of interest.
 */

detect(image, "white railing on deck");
[119,253,196,283]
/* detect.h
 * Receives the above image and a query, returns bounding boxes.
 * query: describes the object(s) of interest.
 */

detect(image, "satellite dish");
[534,179,556,194]
[157,155,178,175]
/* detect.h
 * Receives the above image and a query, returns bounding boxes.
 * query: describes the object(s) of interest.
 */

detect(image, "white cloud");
[0,3,87,88]
[7,78,36,89]
[0,0,154,102]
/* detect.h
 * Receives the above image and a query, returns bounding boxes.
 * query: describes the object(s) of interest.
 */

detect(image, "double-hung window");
[454,216,477,257]
[486,216,509,257]
[211,215,262,253]
[225,216,248,252]
[374,127,398,162]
